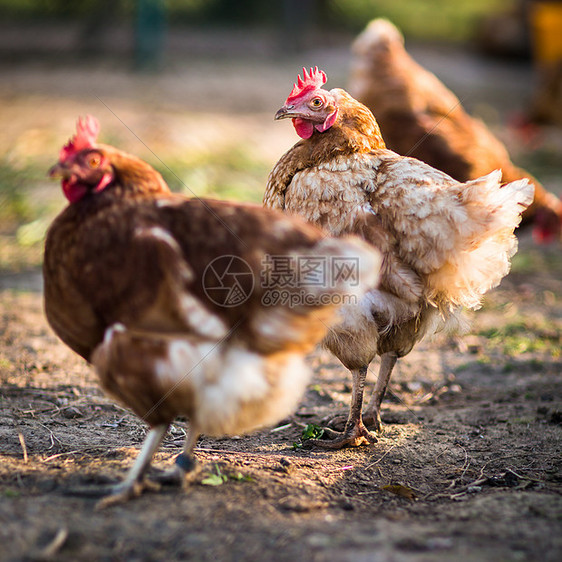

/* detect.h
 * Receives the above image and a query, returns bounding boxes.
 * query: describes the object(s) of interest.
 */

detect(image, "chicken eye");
[88,155,101,168]
[310,98,324,109]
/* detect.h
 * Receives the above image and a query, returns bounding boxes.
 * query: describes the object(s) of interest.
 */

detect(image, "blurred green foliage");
[0,0,134,18]
[478,319,561,358]
[0,159,56,270]
[0,160,37,227]
[160,145,270,204]
[331,0,515,39]
[510,246,562,276]
[0,0,517,40]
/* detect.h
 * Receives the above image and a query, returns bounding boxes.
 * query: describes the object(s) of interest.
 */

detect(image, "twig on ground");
[364,445,396,470]
[43,450,86,462]
[269,423,292,433]
[38,527,68,558]
[18,432,28,463]
[36,422,63,450]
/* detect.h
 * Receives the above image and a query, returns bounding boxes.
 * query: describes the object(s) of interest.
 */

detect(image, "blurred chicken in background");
[349,18,562,243]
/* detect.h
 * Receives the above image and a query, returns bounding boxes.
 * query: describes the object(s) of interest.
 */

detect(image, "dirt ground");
[2,250,561,562]
[1,29,561,562]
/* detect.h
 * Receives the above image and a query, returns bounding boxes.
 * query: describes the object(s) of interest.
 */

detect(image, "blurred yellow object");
[531,1,562,64]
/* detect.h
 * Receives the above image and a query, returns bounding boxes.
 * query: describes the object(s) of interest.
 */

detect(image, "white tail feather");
[430,172,534,311]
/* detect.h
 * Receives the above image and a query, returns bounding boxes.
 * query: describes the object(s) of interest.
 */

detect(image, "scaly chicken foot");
[66,426,167,505]
[362,352,398,434]
[95,424,169,509]
[310,419,377,449]
[309,367,377,449]
[95,425,201,508]
[148,429,200,486]
[93,475,163,509]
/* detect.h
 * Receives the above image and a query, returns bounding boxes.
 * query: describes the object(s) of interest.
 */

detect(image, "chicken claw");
[308,367,377,449]
[308,420,377,449]
[95,437,199,509]
[310,365,377,449]
[95,478,161,510]
[148,453,199,487]
[361,412,384,434]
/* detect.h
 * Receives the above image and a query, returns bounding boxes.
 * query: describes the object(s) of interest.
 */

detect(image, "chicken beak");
[274,105,294,120]
[48,163,71,180]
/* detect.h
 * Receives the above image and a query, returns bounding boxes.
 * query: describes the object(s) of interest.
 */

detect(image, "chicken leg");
[148,425,200,487]
[363,351,398,433]
[94,424,168,509]
[95,424,200,509]
[310,367,377,449]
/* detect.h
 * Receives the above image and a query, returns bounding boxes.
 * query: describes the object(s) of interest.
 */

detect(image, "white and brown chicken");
[265,67,534,448]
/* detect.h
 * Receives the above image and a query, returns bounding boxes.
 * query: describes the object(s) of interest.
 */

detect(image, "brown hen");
[349,19,562,243]
[44,117,381,505]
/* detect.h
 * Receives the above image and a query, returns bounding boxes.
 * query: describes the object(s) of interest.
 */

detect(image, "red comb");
[286,67,327,103]
[59,115,100,161]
